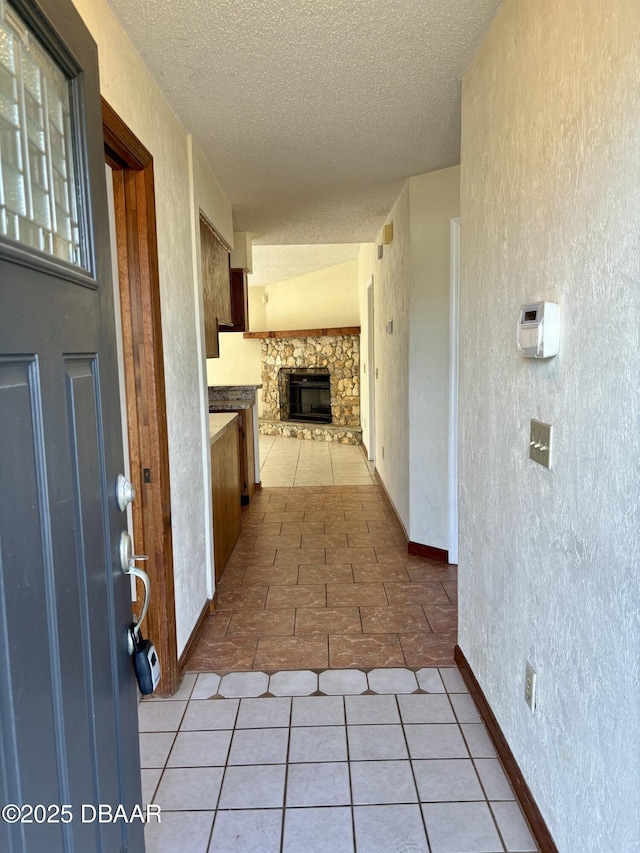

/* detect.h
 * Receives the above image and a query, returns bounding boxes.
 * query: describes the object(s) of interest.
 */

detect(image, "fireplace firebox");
[279,368,331,424]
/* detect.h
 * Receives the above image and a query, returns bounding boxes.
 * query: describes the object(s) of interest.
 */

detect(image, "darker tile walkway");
[185,486,457,672]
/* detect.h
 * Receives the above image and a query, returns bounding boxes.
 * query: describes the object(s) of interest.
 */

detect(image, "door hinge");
[143,468,151,483]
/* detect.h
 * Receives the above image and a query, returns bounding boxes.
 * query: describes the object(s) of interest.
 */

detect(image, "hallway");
[140,440,538,851]
[184,481,457,672]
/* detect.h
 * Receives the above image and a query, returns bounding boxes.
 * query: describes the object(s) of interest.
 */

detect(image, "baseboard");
[373,467,408,545]
[454,645,559,853]
[178,600,211,673]
[209,588,220,614]
[408,541,448,563]
[254,481,262,490]
[361,440,369,460]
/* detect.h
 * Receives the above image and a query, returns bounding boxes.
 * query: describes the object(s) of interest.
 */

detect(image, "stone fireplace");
[258,332,362,444]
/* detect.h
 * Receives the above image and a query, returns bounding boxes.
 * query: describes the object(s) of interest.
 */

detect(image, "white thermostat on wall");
[517,301,559,358]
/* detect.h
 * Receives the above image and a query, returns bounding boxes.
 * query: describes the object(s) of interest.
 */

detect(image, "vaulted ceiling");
[105,0,502,248]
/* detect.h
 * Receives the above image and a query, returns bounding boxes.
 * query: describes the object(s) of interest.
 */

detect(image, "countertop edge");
[209,412,239,444]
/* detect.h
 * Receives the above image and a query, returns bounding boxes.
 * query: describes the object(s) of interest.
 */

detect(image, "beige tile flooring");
[259,434,375,487]
[140,670,539,852]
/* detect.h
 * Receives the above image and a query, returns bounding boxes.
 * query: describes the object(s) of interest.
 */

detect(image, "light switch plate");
[529,419,552,469]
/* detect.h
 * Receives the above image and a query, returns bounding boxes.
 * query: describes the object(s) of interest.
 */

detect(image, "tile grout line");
[395,693,434,853]
[206,695,240,851]
[278,695,294,853]
[457,716,510,853]
[344,694,358,852]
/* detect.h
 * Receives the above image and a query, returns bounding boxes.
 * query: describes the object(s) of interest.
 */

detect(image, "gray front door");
[0,1,144,851]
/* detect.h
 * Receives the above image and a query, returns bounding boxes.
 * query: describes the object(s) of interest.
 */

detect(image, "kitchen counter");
[208,384,261,406]
[208,387,261,503]
[209,412,239,443]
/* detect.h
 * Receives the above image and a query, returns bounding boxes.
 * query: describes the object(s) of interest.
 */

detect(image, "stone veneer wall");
[261,334,360,427]
[258,421,362,445]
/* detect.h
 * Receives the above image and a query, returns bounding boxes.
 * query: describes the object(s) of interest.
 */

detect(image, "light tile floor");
[259,435,375,487]
[140,668,539,852]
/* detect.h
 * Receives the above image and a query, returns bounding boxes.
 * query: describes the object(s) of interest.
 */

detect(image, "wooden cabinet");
[208,385,261,503]
[200,215,231,357]
[209,414,241,582]
[226,268,249,332]
[209,405,255,504]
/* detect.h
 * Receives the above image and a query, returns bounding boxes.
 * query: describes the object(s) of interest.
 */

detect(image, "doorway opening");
[103,99,179,695]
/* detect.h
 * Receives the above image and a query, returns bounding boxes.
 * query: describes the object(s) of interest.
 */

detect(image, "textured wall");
[358,173,459,545]
[207,334,263,387]
[248,287,268,332]
[459,2,640,851]
[264,260,360,330]
[408,167,460,549]
[208,288,265,416]
[358,243,377,457]
[359,187,411,530]
[71,0,233,656]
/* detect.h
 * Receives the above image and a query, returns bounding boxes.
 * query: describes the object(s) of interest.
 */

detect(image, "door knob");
[119,530,148,573]
[116,474,136,511]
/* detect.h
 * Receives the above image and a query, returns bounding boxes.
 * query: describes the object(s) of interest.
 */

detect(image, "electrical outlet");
[529,419,552,469]
[524,661,537,713]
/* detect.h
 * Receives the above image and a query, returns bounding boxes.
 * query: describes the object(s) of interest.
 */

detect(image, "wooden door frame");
[102,98,179,695]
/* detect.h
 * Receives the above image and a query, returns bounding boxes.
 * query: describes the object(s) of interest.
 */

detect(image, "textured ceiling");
[248,244,361,287]
[105,0,502,245]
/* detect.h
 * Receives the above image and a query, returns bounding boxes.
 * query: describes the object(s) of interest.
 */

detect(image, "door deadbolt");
[116,474,136,511]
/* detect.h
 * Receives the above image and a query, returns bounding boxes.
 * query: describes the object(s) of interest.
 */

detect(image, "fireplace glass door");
[283,371,331,423]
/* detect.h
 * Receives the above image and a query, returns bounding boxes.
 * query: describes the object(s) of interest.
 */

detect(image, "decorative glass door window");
[0,0,82,266]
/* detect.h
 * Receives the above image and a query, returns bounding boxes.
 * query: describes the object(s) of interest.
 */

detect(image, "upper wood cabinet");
[200,214,231,357]
[226,268,249,332]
